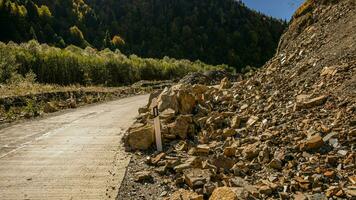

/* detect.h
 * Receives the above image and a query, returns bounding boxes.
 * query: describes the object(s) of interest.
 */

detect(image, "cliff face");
[267,0,356,99]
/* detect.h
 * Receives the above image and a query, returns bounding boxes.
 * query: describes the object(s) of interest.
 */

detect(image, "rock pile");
[121,0,355,199]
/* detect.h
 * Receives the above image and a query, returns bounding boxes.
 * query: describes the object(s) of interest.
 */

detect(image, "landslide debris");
[119,0,356,199]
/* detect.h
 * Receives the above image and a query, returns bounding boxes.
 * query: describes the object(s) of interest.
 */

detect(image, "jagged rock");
[230,115,241,128]
[183,168,212,189]
[209,187,246,200]
[174,157,201,172]
[166,189,203,200]
[301,134,324,151]
[177,89,196,114]
[242,142,259,159]
[223,128,237,138]
[134,171,153,183]
[295,95,328,111]
[126,124,154,150]
[157,87,179,112]
[219,77,232,90]
[167,115,193,139]
[267,159,283,170]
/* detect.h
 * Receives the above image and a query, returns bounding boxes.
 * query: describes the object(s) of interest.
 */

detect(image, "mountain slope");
[119,0,356,199]
[0,0,286,70]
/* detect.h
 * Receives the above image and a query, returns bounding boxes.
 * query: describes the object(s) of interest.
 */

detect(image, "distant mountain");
[0,0,287,70]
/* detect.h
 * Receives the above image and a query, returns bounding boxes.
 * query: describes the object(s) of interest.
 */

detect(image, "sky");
[241,0,305,20]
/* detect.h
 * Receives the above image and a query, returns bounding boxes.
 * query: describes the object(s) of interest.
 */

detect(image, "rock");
[167,189,203,200]
[301,134,324,151]
[230,116,241,128]
[306,193,327,200]
[151,152,166,165]
[223,146,237,157]
[223,128,237,138]
[347,186,356,197]
[246,116,259,128]
[242,142,259,159]
[259,185,272,195]
[195,144,210,154]
[168,115,193,139]
[160,108,176,122]
[157,87,179,112]
[174,156,201,172]
[134,171,153,183]
[219,77,232,90]
[127,124,155,150]
[294,192,307,200]
[209,187,246,200]
[177,89,196,114]
[211,155,236,170]
[138,106,148,114]
[183,168,212,189]
[267,158,283,170]
[295,95,328,111]
[147,89,163,108]
[43,102,58,113]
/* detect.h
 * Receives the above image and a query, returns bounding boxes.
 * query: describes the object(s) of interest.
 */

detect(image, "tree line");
[0,40,229,86]
[0,0,287,71]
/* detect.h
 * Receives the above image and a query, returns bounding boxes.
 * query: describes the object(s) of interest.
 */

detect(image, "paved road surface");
[0,95,148,200]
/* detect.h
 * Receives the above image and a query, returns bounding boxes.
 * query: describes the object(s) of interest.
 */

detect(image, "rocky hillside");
[119,0,355,199]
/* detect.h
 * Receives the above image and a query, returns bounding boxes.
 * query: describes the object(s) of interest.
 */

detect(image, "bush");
[0,40,230,86]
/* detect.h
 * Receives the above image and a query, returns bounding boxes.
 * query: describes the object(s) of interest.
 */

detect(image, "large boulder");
[177,89,196,114]
[157,87,179,112]
[167,115,194,139]
[126,124,155,150]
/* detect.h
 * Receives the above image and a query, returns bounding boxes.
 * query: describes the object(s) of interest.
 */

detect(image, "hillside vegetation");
[0,0,286,70]
[0,40,228,86]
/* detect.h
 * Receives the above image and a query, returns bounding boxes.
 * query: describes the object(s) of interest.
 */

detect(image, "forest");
[0,40,228,86]
[0,0,287,71]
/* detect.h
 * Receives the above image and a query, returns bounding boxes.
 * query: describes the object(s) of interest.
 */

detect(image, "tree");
[111,35,125,47]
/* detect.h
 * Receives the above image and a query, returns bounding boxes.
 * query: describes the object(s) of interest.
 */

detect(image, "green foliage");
[0,41,228,86]
[0,0,287,71]
[111,35,125,47]
[36,5,51,18]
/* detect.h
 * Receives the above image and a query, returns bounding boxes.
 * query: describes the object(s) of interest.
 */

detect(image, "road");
[0,95,148,200]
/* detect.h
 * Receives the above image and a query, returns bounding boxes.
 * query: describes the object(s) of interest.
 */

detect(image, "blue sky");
[241,0,305,20]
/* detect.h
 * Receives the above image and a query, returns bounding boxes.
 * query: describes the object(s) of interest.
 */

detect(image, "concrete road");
[0,95,148,200]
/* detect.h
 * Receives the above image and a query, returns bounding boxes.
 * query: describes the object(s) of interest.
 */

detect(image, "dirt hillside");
[119,0,356,199]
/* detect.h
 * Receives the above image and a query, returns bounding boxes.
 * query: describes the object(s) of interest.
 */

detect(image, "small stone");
[267,159,283,170]
[134,171,153,183]
[242,142,259,159]
[349,175,356,184]
[337,150,348,156]
[259,185,272,195]
[230,115,241,128]
[223,128,237,137]
[301,134,324,151]
[151,152,166,165]
[246,116,259,127]
[196,144,210,154]
[325,155,338,166]
[223,146,237,157]
[323,170,335,178]
[183,168,211,189]
[219,77,232,90]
